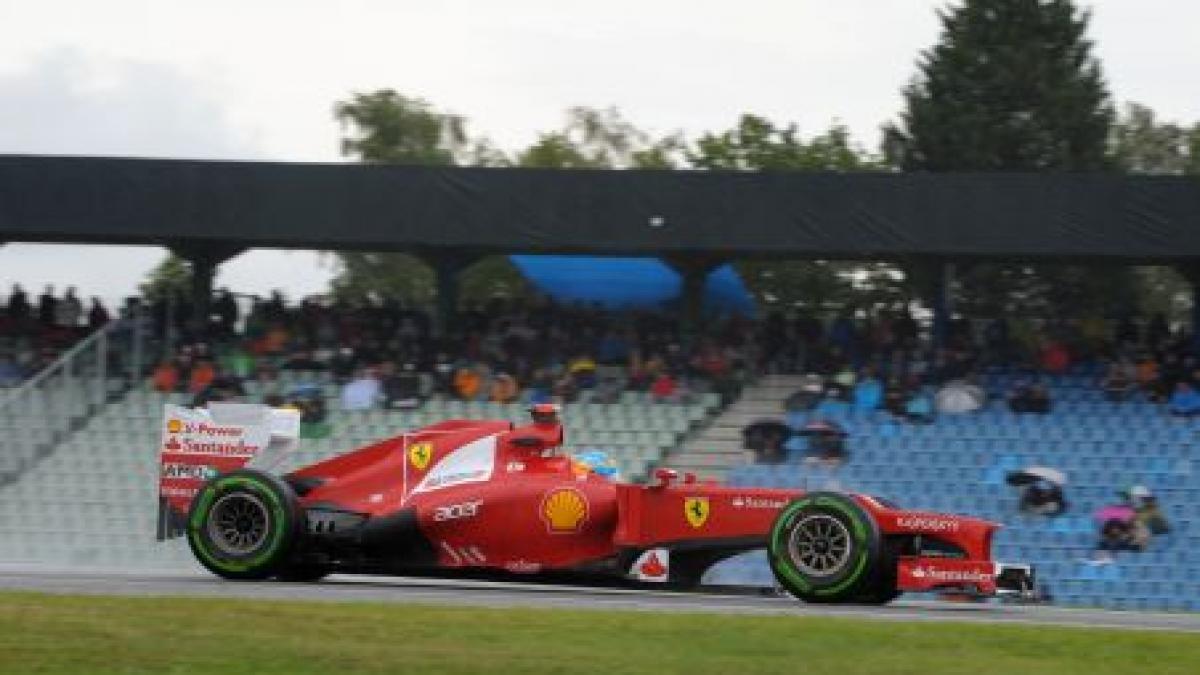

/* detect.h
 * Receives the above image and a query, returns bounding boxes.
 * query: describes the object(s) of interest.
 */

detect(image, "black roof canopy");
[1,154,1198,262]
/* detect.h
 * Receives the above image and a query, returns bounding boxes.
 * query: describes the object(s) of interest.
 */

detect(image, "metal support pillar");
[420,252,479,337]
[664,256,725,338]
[169,243,246,333]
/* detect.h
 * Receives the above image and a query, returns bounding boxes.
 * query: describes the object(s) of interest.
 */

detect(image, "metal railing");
[0,309,149,483]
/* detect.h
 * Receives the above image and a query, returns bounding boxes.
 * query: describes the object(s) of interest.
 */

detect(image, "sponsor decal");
[407,442,434,471]
[506,460,525,473]
[411,435,497,494]
[541,487,589,534]
[910,566,991,583]
[440,541,487,565]
[631,548,670,582]
[161,438,263,456]
[505,560,542,574]
[160,414,265,457]
[433,500,482,522]
[896,516,960,532]
[160,463,218,481]
[159,486,199,499]
[684,496,710,528]
[425,469,489,489]
[730,496,788,509]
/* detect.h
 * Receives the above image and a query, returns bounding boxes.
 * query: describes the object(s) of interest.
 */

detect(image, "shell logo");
[541,487,588,534]
[166,419,183,434]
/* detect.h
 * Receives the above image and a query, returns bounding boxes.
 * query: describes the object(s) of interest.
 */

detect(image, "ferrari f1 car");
[165,405,1035,604]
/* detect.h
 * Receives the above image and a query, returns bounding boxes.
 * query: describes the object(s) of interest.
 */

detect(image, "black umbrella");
[797,419,847,437]
[741,419,794,452]
[1005,466,1067,487]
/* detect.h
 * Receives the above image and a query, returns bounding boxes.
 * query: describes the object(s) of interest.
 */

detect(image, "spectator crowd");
[1,284,113,387]
[146,292,757,414]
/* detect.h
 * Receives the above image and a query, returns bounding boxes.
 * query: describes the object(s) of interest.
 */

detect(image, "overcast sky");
[1,0,1197,305]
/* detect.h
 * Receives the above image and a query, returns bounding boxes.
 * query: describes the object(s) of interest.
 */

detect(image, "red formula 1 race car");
[166,405,1035,604]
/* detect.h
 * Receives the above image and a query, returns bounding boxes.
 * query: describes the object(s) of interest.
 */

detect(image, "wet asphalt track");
[1,567,1198,633]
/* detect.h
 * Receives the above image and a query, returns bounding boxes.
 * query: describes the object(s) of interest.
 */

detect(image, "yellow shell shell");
[166,419,183,433]
[542,488,588,532]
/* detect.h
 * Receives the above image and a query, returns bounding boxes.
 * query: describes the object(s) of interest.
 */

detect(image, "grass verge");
[0,592,1197,674]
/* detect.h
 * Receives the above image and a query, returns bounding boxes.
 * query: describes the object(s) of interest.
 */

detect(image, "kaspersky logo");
[896,516,960,532]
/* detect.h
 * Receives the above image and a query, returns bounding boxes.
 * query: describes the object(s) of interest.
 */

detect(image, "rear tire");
[187,470,303,580]
[768,492,884,604]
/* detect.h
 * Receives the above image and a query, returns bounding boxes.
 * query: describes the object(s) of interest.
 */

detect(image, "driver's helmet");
[530,403,562,425]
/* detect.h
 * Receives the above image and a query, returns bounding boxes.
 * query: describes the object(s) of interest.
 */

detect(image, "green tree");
[884,0,1113,171]
[459,257,532,306]
[517,106,683,169]
[329,252,435,305]
[1110,102,1200,174]
[334,90,469,165]
[139,253,192,301]
[884,1,1127,323]
[690,116,878,171]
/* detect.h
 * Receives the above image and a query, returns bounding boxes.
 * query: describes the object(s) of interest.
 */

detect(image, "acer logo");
[433,500,482,522]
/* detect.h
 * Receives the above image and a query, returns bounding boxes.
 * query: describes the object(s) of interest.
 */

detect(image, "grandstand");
[702,369,1200,612]
[0,366,720,569]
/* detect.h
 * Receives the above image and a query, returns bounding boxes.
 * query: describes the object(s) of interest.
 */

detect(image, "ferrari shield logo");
[407,442,433,471]
[684,497,710,528]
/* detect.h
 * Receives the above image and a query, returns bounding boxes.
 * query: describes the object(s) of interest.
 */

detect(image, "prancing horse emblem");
[684,496,710,528]
[408,442,433,471]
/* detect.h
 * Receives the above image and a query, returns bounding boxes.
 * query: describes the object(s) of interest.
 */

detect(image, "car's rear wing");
[156,403,301,540]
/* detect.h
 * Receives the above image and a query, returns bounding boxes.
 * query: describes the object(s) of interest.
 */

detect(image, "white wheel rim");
[787,514,852,578]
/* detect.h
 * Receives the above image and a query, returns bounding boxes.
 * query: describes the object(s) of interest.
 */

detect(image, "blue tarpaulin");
[509,255,755,315]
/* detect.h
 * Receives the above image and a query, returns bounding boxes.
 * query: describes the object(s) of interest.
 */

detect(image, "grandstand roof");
[2,154,1199,261]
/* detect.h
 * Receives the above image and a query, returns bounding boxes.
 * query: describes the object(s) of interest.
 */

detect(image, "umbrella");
[935,383,984,414]
[741,420,793,452]
[1094,504,1135,525]
[1005,466,1067,487]
[797,419,847,437]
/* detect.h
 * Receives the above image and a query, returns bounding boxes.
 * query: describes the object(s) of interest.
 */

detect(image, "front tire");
[187,470,303,580]
[768,492,884,603]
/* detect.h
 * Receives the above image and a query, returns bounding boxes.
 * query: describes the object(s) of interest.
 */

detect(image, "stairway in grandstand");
[666,374,806,480]
[0,371,723,568]
[704,367,1200,612]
